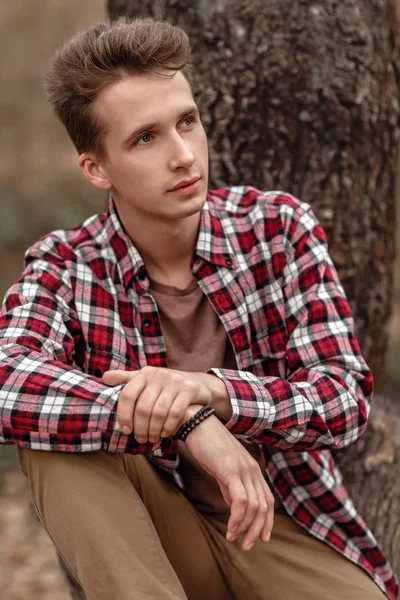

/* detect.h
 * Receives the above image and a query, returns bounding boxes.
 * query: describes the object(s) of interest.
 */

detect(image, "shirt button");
[138,269,146,281]
[144,319,152,328]
[94,369,102,378]
[226,258,232,266]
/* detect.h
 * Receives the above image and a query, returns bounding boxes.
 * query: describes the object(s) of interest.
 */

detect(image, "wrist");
[175,405,215,442]
[201,373,232,422]
[175,403,203,431]
[181,403,203,424]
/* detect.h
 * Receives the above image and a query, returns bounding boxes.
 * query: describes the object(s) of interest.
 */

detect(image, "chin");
[179,193,206,217]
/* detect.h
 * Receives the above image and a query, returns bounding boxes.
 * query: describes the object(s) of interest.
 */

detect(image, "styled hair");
[44,17,192,160]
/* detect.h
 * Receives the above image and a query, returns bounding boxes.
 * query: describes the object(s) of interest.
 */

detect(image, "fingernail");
[245,543,254,551]
[226,532,236,542]
[122,426,131,435]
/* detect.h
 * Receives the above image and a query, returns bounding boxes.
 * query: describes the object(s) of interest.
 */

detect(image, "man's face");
[91,71,209,224]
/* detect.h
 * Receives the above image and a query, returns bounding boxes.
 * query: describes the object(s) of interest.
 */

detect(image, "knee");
[17,447,117,493]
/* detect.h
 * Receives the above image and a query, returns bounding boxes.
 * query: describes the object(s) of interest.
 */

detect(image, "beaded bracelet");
[174,405,215,442]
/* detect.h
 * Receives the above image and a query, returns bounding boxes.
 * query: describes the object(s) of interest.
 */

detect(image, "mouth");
[168,176,201,192]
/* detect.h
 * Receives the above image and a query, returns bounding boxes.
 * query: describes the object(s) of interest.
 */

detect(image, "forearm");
[208,365,371,451]
[179,403,227,448]
[0,344,158,455]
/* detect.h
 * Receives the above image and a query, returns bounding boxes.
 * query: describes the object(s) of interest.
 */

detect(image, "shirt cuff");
[207,368,275,439]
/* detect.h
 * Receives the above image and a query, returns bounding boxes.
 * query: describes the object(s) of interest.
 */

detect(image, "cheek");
[115,158,150,182]
[196,131,208,161]
[201,140,209,168]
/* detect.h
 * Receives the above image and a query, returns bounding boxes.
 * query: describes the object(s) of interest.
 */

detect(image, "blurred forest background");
[0,0,399,598]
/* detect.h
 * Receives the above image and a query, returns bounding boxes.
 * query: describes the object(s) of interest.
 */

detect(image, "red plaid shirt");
[0,188,397,599]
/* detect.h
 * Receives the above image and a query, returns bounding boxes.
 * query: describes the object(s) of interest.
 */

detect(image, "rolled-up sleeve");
[0,241,164,456]
[209,203,372,451]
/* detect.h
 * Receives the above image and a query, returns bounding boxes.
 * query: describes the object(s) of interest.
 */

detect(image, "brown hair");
[44,17,192,160]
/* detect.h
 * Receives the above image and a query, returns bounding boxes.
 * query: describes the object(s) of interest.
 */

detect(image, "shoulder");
[208,186,309,216]
[24,212,106,267]
[207,186,318,237]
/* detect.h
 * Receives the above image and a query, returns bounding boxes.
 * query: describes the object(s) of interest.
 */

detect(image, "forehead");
[94,71,195,137]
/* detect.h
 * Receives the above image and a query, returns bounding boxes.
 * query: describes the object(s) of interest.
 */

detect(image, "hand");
[183,405,275,551]
[102,366,214,443]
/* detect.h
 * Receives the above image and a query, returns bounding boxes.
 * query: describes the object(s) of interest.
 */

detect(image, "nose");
[168,132,195,170]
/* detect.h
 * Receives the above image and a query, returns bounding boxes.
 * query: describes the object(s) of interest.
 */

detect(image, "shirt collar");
[103,192,237,289]
[104,196,145,290]
[194,191,237,269]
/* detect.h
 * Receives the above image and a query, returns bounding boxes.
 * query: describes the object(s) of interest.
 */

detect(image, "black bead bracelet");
[174,405,215,442]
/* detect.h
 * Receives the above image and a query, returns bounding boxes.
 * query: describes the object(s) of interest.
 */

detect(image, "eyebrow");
[121,105,199,148]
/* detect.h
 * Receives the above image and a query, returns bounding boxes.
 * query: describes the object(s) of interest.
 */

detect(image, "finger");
[117,376,146,435]
[132,383,161,443]
[160,390,190,438]
[225,477,248,539]
[228,471,259,545]
[218,483,232,511]
[147,389,178,442]
[260,480,274,543]
[103,369,139,386]
[241,476,269,551]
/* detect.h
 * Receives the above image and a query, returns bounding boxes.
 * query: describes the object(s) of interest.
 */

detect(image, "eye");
[181,115,195,128]
[136,133,153,145]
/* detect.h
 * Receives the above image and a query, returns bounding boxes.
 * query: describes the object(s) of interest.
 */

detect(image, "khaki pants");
[17,448,385,600]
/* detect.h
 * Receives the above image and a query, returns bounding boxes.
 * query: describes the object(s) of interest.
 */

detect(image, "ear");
[79,152,112,191]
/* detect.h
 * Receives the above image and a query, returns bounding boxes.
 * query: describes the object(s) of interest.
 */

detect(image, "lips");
[169,176,200,191]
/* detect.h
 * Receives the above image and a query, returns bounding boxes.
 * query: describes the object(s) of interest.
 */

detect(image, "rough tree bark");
[62,0,400,596]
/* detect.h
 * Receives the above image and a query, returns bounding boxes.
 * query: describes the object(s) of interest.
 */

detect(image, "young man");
[0,17,397,600]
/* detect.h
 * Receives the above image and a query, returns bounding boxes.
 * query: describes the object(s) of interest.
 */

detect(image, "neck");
[115,203,201,276]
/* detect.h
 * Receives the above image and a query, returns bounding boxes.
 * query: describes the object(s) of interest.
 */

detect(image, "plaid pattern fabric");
[0,187,397,599]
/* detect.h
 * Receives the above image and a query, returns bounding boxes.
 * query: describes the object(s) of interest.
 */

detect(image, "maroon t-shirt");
[149,277,282,513]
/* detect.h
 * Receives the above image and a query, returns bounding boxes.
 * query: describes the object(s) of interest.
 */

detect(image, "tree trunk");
[60,1,400,596]
[109,0,400,390]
